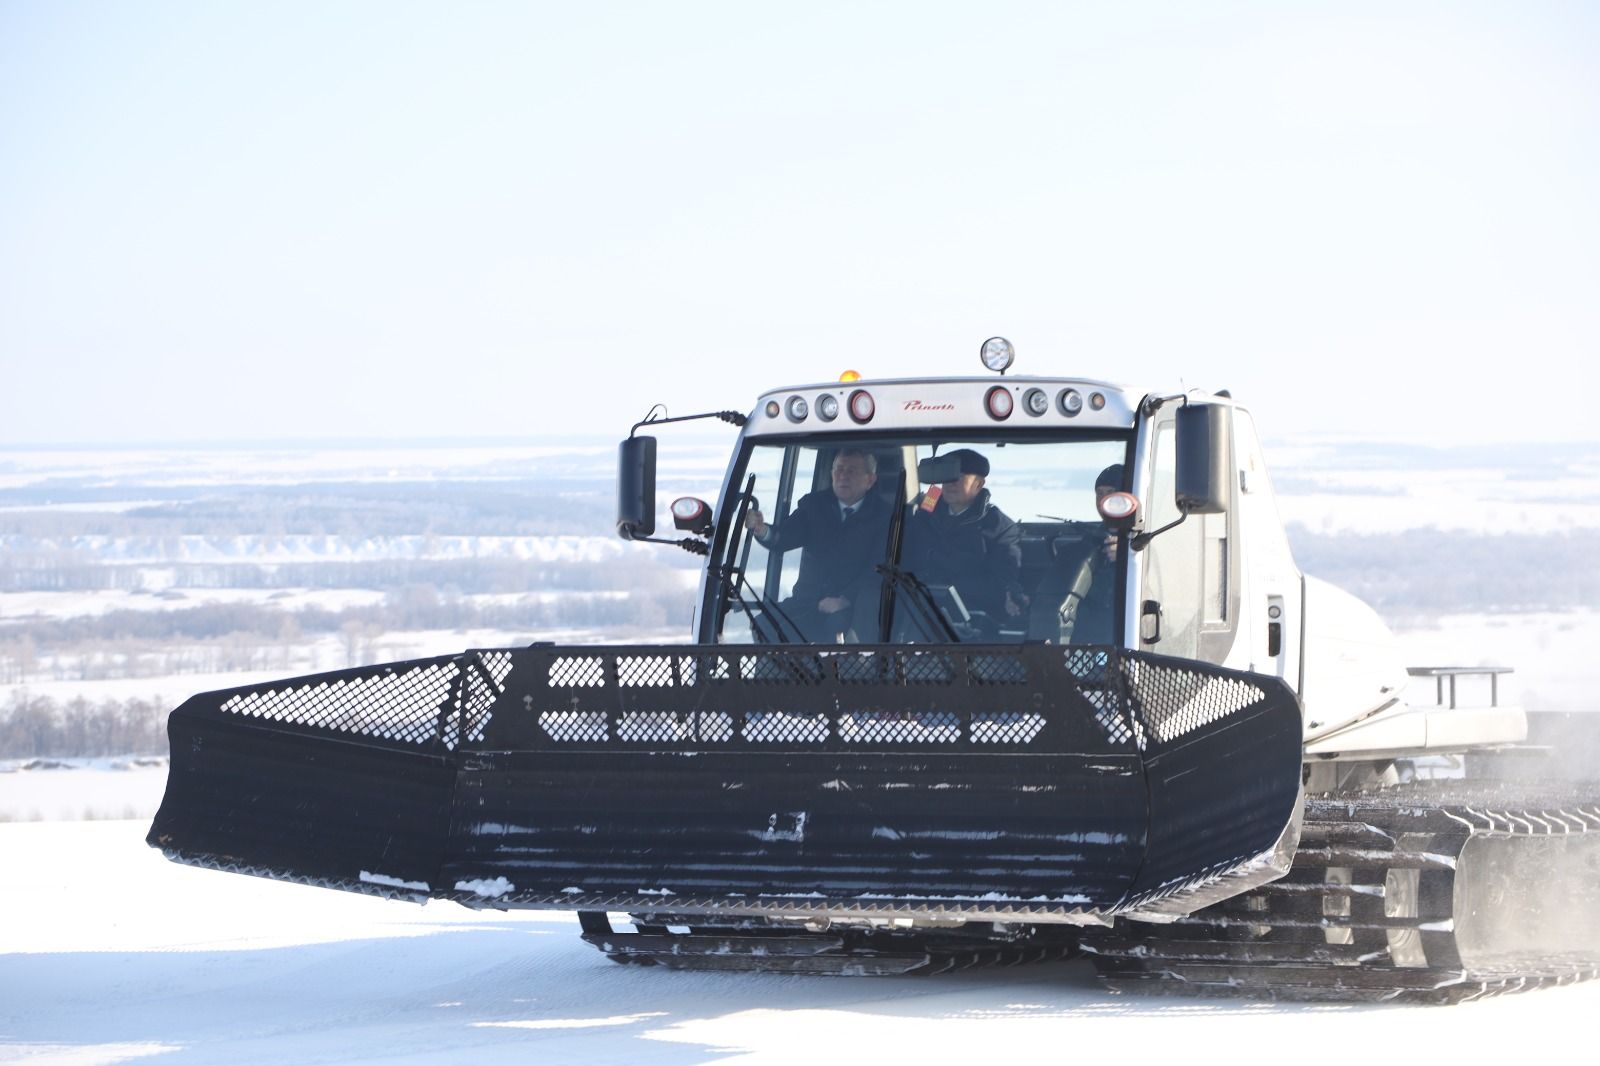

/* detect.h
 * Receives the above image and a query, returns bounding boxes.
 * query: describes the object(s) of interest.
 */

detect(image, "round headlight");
[1023,388,1048,416]
[1058,388,1083,416]
[1097,491,1139,523]
[1089,392,1106,411]
[817,394,839,421]
[671,496,712,533]
[765,400,781,418]
[785,395,809,422]
[985,385,1014,420]
[848,389,875,423]
[979,336,1015,373]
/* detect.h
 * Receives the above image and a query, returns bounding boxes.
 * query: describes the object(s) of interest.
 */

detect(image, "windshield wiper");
[714,472,805,644]
[718,473,758,584]
[874,468,960,643]
[728,569,808,644]
[876,563,961,643]
[876,469,910,641]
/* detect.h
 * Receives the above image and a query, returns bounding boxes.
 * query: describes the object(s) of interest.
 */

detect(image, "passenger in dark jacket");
[900,448,1025,624]
[1075,462,1125,642]
[744,449,892,642]
[1033,462,1123,643]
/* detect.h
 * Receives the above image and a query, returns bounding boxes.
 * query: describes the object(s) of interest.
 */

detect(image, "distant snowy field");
[0,533,630,567]
[1269,442,1600,534]
[6,437,1599,531]
[0,439,732,493]
[3,820,1597,1064]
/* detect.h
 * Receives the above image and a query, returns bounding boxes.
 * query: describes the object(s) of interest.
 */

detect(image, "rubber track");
[1080,780,1600,1003]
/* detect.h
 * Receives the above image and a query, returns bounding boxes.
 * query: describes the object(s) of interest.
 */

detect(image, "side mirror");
[1174,403,1231,515]
[617,436,657,539]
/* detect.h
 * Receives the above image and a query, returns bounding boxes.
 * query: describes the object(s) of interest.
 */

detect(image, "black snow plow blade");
[148,644,1303,923]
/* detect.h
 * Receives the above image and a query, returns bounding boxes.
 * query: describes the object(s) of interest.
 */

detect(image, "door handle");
[1140,599,1162,645]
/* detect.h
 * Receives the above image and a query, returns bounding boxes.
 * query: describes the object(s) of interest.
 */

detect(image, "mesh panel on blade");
[548,655,607,688]
[461,652,514,743]
[219,661,458,746]
[1064,647,1137,748]
[1123,658,1264,744]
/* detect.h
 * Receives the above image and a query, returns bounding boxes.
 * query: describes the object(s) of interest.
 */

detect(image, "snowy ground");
[0,759,167,822]
[3,820,1598,1065]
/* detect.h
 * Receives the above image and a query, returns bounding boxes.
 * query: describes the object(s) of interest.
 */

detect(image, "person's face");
[941,472,984,511]
[831,454,877,506]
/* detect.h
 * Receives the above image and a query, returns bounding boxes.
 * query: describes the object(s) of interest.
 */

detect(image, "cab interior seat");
[1018,521,1103,643]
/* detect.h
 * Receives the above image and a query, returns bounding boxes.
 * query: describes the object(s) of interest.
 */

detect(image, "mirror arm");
[630,407,747,436]
[1130,512,1187,552]
[624,534,710,556]
[1139,392,1188,418]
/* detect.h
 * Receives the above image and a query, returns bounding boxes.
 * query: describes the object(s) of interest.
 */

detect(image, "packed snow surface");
[0,759,168,822]
[3,821,1599,1064]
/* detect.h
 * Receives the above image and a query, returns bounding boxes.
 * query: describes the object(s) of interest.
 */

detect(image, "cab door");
[1137,408,1239,666]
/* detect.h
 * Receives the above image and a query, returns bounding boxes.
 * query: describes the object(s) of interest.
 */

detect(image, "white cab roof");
[747,376,1143,436]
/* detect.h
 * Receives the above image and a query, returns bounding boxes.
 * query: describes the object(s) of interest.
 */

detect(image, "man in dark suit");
[744,449,892,642]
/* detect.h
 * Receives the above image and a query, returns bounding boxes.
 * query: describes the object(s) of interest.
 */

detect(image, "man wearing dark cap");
[900,447,1026,628]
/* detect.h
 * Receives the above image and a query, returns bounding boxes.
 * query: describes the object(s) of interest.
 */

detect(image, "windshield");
[710,433,1130,646]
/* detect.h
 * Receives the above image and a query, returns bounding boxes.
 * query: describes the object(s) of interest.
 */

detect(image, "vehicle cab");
[619,340,1304,688]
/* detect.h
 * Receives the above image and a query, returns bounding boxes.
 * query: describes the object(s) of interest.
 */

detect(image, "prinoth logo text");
[904,400,956,412]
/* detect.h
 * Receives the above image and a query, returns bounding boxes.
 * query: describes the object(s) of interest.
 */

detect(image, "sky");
[2,1,1597,447]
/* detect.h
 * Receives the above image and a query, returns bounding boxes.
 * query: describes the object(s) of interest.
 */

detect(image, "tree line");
[1,692,167,758]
